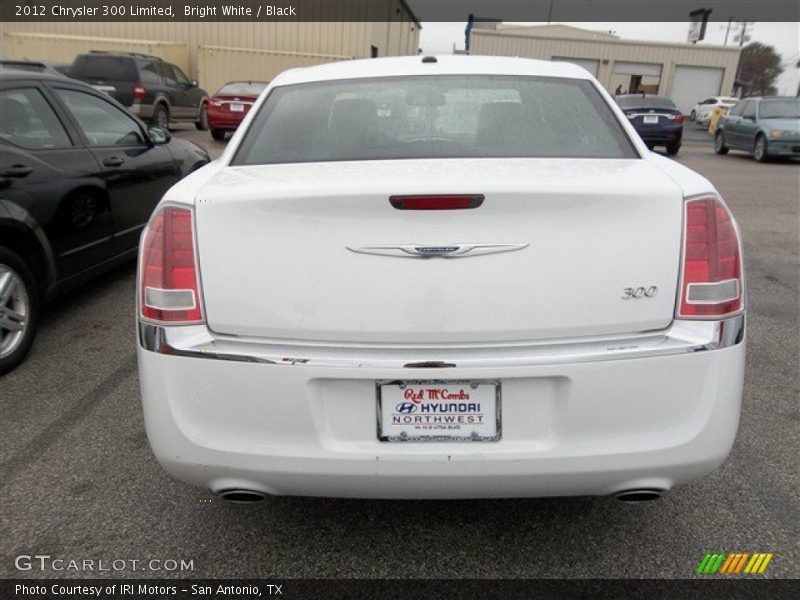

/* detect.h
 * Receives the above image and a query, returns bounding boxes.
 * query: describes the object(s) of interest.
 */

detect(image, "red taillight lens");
[678,196,743,318]
[389,195,484,210]
[133,84,146,100]
[675,114,685,124]
[139,206,203,324]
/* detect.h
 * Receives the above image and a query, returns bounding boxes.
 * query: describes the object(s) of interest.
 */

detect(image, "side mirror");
[148,127,171,145]
[189,80,198,88]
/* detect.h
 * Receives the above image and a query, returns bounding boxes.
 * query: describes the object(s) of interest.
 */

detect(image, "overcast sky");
[420,22,800,95]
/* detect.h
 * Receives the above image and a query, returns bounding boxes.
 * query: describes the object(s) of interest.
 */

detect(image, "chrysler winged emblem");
[346,243,529,258]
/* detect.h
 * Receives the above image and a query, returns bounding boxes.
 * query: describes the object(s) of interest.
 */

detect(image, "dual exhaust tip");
[216,489,267,503]
[215,488,665,503]
[613,488,665,503]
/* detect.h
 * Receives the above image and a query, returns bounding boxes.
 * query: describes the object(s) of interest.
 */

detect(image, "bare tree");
[737,42,784,96]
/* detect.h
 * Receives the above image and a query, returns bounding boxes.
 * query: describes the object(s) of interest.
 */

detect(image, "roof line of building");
[472,29,742,53]
[400,0,422,28]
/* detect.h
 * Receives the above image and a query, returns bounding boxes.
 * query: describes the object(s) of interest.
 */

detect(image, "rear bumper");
[137,317,745,499]
[207,109,246,130]
[634,123,683,144]
[129,101,154,120]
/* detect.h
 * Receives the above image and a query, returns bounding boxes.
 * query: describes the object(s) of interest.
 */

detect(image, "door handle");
[0,164,33,178]
[103,156,125,167]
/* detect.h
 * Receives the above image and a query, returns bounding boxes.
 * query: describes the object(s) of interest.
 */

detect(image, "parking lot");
[1,131,798,579]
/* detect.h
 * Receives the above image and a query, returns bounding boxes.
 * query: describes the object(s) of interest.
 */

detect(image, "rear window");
[71,55,136,81]
[233,75,637,165]
[217,82,268,96]
[616,95,677,110]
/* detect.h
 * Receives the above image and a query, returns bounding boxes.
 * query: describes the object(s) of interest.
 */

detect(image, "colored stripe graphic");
[700,552,773,574]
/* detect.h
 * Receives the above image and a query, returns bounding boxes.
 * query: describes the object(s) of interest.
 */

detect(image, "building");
[0,0,420,93]
[469,24,742,113]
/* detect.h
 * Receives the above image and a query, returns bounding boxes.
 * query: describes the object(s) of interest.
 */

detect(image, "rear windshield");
[616,96,677,110]
[759,99,800,119]
[232,75,637,165]
[217,82,268,96]
[70,55,135,81]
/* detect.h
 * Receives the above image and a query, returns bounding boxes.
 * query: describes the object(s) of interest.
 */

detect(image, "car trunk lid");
[194,158,683,344]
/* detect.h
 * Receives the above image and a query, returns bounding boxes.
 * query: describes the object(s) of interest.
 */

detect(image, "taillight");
[678,196,743,319]
[133,83,146,100]
[674,114,685,124]
[389,195,484,210]
[139,206,204,324]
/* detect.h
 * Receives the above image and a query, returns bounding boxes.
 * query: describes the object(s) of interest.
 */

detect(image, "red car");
[202,81,268,140]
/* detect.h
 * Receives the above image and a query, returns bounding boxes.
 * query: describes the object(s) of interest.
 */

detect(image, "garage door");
[551,56,600,77]
[670,65,724,115]
[613,61,662,76]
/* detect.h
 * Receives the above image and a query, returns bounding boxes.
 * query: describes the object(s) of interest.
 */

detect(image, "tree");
[737,42,784,96]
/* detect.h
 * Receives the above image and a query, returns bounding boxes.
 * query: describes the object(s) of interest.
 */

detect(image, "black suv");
[68,51,209,130]
[0,68,210,373]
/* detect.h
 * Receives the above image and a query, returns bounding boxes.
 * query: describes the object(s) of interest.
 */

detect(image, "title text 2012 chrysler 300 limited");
[137,57,745,501]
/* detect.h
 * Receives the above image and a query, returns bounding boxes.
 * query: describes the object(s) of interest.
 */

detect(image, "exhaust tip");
[216,489,267,503]
[613,488,665,503]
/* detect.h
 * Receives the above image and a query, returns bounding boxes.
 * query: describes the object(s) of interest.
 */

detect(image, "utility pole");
[724,18,733,45]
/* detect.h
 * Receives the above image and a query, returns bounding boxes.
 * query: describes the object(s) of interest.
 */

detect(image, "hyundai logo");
[395,402,417,414]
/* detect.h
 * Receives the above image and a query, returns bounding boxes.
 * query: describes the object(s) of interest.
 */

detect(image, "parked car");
[615,94,684,154]
[689,96,738,125]
[0,60,71,77]
[0,69,210,373]
[137,56,745,502]
[68,51,209,130]
[203,81,268,141]
[714,97,800,161]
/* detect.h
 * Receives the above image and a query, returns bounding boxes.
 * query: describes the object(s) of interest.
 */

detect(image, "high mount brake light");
[389,195,484,210]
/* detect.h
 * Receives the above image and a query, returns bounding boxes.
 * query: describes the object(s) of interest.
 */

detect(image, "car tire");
[211,129,227,141]
[754,134,769,162]
[666,142,680,156]
[0,246,39,375]
[195,105,208,131]
[151,103,169,130]
[714,131,729,155]
[689,110,696,121]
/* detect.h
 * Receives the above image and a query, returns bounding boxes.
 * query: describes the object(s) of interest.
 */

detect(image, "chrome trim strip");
[347,243,529,259]
[138,315,744,369]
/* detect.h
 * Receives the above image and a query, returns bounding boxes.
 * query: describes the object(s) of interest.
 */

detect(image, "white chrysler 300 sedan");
[137,56,745,502]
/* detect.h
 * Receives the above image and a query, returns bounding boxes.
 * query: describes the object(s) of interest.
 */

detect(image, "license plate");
[377,380,500,442]
[230,103,244,112]
[643,115,659,124]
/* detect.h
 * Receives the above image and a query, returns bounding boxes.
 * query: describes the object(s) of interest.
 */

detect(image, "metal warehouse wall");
[0,0,420,80]
[2,31,190,73]
[470,30,741,98]
[198,45,351,94]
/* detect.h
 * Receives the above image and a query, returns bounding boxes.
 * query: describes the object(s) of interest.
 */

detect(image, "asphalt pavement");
[1,130,798,579]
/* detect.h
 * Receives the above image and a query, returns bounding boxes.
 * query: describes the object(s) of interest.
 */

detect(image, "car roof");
[271,55,594,87]
[75,51,160,61]
[0,68,74,83]
[0,68,109,92]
